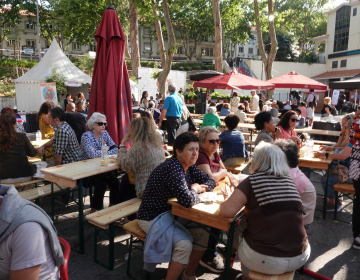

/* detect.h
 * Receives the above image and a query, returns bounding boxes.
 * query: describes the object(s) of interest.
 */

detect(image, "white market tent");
[14,39,92,112]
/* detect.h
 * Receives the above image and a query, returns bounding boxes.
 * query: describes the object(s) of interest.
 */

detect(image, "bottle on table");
[101,140,109,166]
[36,130,42,146]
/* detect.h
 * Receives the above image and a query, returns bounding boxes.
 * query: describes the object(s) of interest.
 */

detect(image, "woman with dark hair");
[259,99,264,112]
[277,110,300,143]
[63,93,72,109]
[254,111,281,146]
[75,92,86,113]
[235,104,247,123]
[0,113,36,183]
[219,114,248,167]
[37,101,55,139]
[220,103,231,116]
[0,107,25,133]
[243,100,250,113]
[140,91,148,109]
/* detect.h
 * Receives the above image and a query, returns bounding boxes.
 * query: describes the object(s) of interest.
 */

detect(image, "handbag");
[329,164,349,182]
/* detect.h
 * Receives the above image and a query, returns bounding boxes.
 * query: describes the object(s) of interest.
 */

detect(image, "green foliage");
[45,67,67,99]
[178,66,184,71]
[264,32,296,62]
[129,74,138,83]
[70,55,95,75]
[0,58,38,68]
[298,51,318,64]
[0,83,16,97]
[0,65,15,79]
[151,69,160,80]
[195,66,201,70]
[188,93,197,100]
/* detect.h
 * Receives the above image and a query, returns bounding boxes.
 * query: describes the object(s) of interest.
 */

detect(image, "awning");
[64,81,82,87]
[312,69,360,80]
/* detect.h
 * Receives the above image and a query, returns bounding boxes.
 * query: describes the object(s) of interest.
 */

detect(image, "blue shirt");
[79,130,118,160]
[163,92,182,118]
[220,108,231,116]
[219,129,249,160]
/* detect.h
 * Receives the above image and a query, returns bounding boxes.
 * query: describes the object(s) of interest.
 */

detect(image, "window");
[7,39,15,46]
[189,47,195,53]
[353,7,358,17]
[26,40,35,48]
[128,46,131,54]
[248,47,253,54]
[144,28,151,37]
[203,35,208,42]
[340,59,347,68]
[202,48,213,56]
[89,43,96,52]
[174,31,181,39]
[25,22,34,30]
[177,46,183,54]
[238,46,244,53]
[4,22,11,28]
[332,60,338,69]
[333,6,351,52]
[144,43,151,51]
[72,43,81,50]
[257,48,260,55]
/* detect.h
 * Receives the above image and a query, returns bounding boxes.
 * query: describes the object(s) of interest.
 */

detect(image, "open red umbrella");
[266,71,328,90]
[87,6,132,145]
[193,71,275,90]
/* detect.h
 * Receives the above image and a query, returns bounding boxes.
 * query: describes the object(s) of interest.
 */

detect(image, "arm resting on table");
[219,189,247,218]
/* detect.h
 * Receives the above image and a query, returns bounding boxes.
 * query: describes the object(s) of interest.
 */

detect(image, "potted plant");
[184,94,190,104]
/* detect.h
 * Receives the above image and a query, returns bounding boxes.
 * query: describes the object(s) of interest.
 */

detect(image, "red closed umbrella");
[87,6,132,145]
[193,71,275,90]
[266,71,328,90]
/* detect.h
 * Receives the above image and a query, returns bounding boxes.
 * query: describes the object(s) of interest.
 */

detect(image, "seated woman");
[219,142,310,279]
[321,97,338,117]
[320,115,352,152]
[294,108,306,128]
[274,139,316,225]
[200,107,222,130]
[243,100,251,113]
[1,107,25,133]
[37,101,55,139]
[220,103,231,116]
[277,110,301,144]
[75,92,87,113]
[117,117,166,199]
[235,104,247,123]
[0,184,64,280]
[137,132,215,280]
[254,111,282,146]
[219,115,249,167]
[0,113,37,183]
[79,112,119,213]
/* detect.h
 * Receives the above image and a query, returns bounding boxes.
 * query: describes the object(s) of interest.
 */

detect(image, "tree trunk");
[151,0,166,69]
[129,0,140,77]
[124,33,131,59]
[212,0,223,72]
[157,0,176,96]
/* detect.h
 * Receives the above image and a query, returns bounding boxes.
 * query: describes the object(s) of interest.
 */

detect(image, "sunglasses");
[95,122,108,127]
[290,118,299,123]
[208,139,221,145]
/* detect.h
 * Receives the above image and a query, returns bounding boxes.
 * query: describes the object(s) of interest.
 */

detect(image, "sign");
[328,49,360,59]
[40,83,58,106]
[64,81,82,87]
[332,90,340,105]
[23,48,34,54]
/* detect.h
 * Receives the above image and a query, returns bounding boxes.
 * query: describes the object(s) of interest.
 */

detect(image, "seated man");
[137,132,216,280]
[65,103,86,145]
[38,107,81,166]
[148,101,161,125]
[0,184,64,280]
[132,100,145,114]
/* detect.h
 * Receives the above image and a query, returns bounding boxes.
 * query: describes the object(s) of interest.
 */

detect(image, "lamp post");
[59,16,64,51]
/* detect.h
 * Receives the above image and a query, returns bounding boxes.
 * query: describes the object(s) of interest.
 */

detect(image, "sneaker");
[216,246,235,267]
[199,255,224,273]
[325,202,342,212]
[182,271,196,280]
[353,237,360,250]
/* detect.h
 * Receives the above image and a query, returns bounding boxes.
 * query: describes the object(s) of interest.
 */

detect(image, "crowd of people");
[1,84,360,279]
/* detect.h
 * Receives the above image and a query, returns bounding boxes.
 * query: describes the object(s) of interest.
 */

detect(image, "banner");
[332,90,340,105]
[40,83,58,106]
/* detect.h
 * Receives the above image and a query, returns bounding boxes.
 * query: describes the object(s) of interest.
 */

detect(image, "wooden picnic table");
[28,157,41,163]
[294,128,341,137]
[168,178,244,279]
[190,113,204,118]
[41,158,120,254]
[30,139,51,148]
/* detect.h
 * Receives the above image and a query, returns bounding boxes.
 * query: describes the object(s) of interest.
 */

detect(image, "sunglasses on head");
[290,118,299,123]
[208,139,221,145]
[95,122,108,127]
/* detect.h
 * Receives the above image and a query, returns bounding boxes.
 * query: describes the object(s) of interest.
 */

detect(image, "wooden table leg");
[78,179,85,254]
[322,165,330,219]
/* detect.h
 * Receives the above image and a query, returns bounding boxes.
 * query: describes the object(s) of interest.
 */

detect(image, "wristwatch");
[119,144,126,148]
[325,152,329,159]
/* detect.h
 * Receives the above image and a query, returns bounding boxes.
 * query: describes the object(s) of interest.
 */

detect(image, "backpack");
[330,105,338,116]
[312,93,317,107]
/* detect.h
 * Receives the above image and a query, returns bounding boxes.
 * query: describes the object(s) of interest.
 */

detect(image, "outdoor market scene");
[1,0,360,279]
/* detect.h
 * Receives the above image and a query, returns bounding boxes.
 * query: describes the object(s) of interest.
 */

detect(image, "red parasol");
[193,71,275,90]
[266,71,328,90]
[87,6,132,145]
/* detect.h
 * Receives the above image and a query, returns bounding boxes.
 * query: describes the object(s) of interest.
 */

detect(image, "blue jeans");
[321,174,353,200]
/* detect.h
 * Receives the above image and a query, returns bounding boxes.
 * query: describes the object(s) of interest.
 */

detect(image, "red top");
[196,147,221,173]
[278,125,297,139]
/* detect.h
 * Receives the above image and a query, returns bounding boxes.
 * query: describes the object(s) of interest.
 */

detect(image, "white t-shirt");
[306,107,314,119]
[0,222,59,280]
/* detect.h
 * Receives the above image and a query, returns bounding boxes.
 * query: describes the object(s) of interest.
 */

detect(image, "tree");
[254,0,278,100]
[264,32,295,61]
[0,1,24,49]
[150,0,166,68]
[212,0,223,72]
[129,0,140,77]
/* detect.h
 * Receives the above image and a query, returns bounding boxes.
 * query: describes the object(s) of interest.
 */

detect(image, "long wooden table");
[168,178,244,279]
[294,128,341,137]
[31,139,52,161]
[41,158,120,254]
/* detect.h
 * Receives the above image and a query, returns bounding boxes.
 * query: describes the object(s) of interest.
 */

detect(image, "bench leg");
[334,191,339,220]
[108,223,115,271]
[223,221,235,280]
[322,166,330,219]
[78,179,85,254]
[51,183,55,222]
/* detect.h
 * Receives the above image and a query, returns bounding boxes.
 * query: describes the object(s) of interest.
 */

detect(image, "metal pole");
[36,0,41,60]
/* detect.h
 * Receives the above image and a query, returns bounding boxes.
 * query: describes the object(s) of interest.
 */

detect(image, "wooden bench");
[313,140,336,146]
[248,270,295,280]
[225,159,252,174]
[333,183,355,221]
[2,179,45,192]
[86,198,142,270]
[19,184,65,201]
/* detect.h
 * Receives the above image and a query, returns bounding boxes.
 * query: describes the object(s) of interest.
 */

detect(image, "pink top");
[299,106,307,118]
[278,125,297,139]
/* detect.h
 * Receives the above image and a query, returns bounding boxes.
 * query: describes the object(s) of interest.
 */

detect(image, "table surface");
[298,144,332,170]
[31,139,51,148]
[294,128,341,136]
[168,178,243,231]
[28,157,41,163]
[194,118,256,130]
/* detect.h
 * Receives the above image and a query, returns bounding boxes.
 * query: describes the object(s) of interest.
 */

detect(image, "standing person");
[157,84,183,145]
[65,103,86,145]
[140,91,148,109]
[249,90,259,112]
[230,91,240,112]
[176,95,191,136]
[75,92,86,113]
[321,97,338,117]
[148,101,161,125]
[155,93,161,107]
[63,94,73,110]
[299,102,307,119]
[306,102,315,125]
[38,107,80,166]
[337,91,347,112]
[306,89,316,104]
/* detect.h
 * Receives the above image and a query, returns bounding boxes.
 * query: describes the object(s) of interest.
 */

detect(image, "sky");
[325,0,352,9]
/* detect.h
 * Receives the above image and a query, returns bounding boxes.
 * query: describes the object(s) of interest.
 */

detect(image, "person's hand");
[38,145,45,156]
[191,183,208,194]
[221,183,234,201]
[313,151,325,158]
[275,128,282,139]
[289,137,301,144]
[319,145,327,151]
[227,172,239,189]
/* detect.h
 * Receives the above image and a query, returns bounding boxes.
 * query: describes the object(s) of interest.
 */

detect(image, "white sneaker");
[182,271,197,280]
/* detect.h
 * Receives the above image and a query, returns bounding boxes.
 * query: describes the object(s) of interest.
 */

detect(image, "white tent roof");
[15,39,92,85]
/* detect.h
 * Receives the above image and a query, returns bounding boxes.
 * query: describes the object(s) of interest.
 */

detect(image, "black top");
[321,104,337,116]
[64,99,69,109]
[0,133,36,180]
[138,157,216,221]
[65,112,86,145]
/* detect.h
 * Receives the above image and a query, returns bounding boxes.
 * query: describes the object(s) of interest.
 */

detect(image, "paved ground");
[39,167,360,280]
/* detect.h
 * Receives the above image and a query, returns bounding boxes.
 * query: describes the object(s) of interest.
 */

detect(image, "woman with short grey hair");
[200,107,222,130]
[87,112,107,130]
[219,142,310,279]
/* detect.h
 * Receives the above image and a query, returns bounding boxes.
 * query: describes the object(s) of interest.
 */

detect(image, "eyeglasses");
[95,122,108,127]
[207,139,221,145]
[290,118,299,123]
